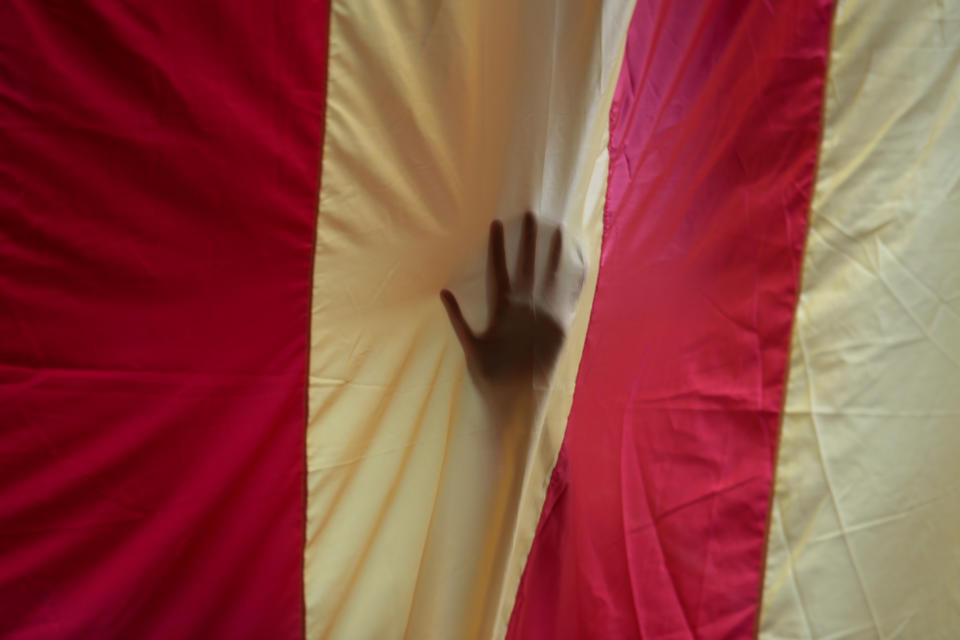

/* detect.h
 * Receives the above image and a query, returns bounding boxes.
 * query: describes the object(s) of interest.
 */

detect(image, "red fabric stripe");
[508,2,833,638]
[0,2,329,637]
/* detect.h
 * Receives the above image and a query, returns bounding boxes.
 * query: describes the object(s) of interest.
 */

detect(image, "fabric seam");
[752,2,840,637]
[302,1,335,638]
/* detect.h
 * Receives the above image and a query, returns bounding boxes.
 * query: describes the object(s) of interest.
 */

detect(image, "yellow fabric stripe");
[761,0,960,637]
[306,2,635,638]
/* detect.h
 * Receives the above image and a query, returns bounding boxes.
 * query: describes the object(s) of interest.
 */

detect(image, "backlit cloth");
[307,3,634,638]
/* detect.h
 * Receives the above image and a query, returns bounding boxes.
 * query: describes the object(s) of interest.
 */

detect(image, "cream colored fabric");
[760,1,960,638]
[306,2,635,638]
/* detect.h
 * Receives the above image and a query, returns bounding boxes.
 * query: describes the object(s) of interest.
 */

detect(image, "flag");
[2,1,957,638]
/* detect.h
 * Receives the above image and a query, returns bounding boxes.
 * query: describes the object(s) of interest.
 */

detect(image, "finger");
[489,220,510,301]
[543,225,563,293]
[516,211,537,294]
[440,290,476,354]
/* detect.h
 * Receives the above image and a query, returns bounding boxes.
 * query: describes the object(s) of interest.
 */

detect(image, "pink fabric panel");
[508,2,833,638]
[0,2,330,637]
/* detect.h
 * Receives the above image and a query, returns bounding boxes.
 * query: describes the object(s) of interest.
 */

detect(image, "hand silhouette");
[441,213,583,397]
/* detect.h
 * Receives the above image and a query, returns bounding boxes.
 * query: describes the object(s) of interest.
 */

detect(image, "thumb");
[440,289,476,355]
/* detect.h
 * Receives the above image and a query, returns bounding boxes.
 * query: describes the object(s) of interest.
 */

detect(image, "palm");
[441,213,579,389]
[469,297,564,382]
